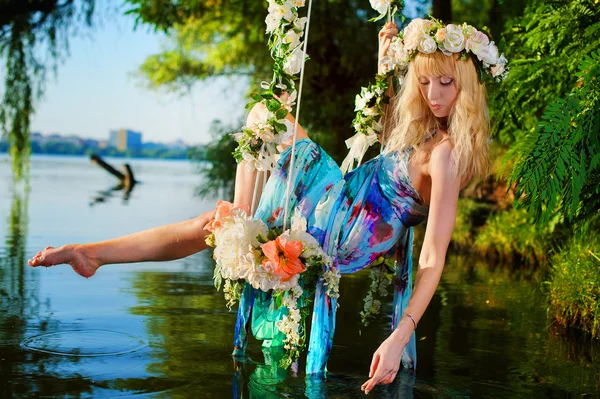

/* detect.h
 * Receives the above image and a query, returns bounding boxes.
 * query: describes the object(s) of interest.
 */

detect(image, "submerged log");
[90,153,137,187]
[89,154,138,207]
[123,163,136,190]
[90,154,126,181]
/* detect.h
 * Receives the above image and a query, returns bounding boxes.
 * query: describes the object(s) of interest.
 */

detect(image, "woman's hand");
[360,322,412,394]
[378,21,399,74]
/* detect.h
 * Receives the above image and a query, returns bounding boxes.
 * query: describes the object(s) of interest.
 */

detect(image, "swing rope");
[282,0,314,231]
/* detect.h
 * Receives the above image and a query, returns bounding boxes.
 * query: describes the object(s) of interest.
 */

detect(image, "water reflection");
[89,182,137,206]
[119,248,600,398]
[1,154,599,397]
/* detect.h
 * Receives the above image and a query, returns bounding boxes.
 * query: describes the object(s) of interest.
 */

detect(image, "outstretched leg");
[28,209,216,276]
[28,104,308,278]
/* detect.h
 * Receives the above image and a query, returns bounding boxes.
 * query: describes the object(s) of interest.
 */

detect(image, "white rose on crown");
[482,41,500,66]
[465,30,490,61]
[403,18,435,51]
[417,34,437,54]
[440,24,465,54]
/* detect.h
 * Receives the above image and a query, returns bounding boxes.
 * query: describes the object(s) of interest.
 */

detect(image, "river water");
[0,154,598,398]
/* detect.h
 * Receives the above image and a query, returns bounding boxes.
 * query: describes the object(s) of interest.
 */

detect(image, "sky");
[3,1,426,146]
[24,8,248,146]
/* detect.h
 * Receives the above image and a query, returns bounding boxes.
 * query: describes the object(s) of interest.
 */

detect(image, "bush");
[474,206,556,267]
[451,198,493,249]
[548,215,600,338]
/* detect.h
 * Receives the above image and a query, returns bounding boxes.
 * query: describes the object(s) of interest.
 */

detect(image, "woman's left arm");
[361,140,461,394]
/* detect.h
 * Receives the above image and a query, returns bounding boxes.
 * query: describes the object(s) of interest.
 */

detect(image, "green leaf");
[275,108,288,120]
[267,99,281,112]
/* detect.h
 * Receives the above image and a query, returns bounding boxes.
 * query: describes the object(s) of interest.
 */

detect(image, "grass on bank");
[548,215,600,338]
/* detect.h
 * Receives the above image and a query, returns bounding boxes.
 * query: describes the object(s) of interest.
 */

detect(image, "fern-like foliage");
[508,49,600,224]
[490,0,600,146]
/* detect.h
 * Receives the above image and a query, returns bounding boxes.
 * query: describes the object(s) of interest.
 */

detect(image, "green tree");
[125,0,387,162]
[189,120,239,201]
[498,0,600,224]
[0,0,96,179]
[492,0,599,147]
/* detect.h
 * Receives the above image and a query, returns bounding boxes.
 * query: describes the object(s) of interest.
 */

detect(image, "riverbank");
[454,185,600,340]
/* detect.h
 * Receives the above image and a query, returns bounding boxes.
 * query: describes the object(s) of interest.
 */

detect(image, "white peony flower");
[403,18,436,51]
[213,213,267,281]
[465,29,490,61]
[482,41,500,66]
[417,34,437,54]
[291,0,305,6]
[440,24,465,54]
[369,0,390,15]
[284,46,305,75]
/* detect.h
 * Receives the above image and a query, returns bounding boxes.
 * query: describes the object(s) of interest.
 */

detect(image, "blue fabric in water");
[233,139,428,374]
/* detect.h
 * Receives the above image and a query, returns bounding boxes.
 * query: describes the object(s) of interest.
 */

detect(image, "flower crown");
[381,17,509,83]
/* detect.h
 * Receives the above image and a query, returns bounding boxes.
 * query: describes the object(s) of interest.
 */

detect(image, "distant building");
[109,129,143,151]
[167,138,188,150]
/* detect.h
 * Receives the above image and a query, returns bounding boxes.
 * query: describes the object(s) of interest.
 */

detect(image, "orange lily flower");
[261,236,305,281]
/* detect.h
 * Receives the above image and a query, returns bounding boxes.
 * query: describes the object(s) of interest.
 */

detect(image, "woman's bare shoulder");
[428,134,472,189]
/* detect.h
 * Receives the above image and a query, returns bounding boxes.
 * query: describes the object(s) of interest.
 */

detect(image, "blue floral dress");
[233,137,430,375]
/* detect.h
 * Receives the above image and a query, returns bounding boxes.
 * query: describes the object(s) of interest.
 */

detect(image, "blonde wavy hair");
[384,51,491,182]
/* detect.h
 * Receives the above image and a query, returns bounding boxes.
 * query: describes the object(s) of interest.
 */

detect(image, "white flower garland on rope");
[233,0,309,172]
[214,0,342,369]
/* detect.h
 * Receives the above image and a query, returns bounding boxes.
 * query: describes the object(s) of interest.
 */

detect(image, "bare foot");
[28,245,102,278]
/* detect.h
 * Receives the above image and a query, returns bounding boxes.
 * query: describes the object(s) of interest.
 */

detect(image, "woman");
[28,19,496,393]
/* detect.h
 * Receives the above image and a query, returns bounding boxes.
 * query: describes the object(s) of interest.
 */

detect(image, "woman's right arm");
[378,22,399,144]
[234,102,309,212]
